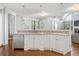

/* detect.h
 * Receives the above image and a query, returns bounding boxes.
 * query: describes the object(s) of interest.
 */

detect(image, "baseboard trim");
[0,45,7,47]
[0,43,8,47]
[2,43,8,46]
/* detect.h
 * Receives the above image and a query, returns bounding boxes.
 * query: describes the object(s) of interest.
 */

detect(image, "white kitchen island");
[13,30,71,55]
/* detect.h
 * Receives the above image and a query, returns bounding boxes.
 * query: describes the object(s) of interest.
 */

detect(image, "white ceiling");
[0,3,79,18]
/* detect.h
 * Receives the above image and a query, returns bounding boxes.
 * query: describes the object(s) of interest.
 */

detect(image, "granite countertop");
[13,30,71,36]
[13,33,70,36]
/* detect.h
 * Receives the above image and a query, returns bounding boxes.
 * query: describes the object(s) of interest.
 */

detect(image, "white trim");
[0,5,4,9]
[2,8,5,45]
[6,8,17,34]
[2,43,8,46]
[0,43,2,46]
[0,43,8,46]
[6,8,16,15]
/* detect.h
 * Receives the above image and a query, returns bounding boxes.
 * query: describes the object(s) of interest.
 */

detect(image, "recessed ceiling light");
[34,11,48,16]
[60,3,63,5]
[40,5,43,7]
[22,5,25,8]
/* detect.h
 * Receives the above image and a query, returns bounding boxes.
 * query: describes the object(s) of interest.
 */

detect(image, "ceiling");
[0,3,79,18]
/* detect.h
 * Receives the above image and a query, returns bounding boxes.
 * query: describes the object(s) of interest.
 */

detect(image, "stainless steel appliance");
[13,34,24,49]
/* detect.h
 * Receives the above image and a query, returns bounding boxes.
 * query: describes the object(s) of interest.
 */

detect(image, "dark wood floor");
[0,39,79,56]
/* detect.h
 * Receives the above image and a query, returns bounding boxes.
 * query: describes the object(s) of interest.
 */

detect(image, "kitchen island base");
[13,30,71,55]
[24,34,71,55]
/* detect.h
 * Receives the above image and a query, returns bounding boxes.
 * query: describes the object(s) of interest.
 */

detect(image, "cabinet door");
[24,35,34,49]
[40,35,46,49]
[28,35,34,49]
[50,35,55,49]
[64,36,71,51]
[45,35,50,49]
[24,35,29,49]
[34,35,41,49]
[39,35,50,50]
[54,35,66,52]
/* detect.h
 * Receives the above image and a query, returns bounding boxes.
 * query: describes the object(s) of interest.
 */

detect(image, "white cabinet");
[64,36,71,51]
[24,35,34,50]
[54,35,66,52]
[53,35,71,54]
[50,35,56,50]
[34,35,41,49]
[31,35,48,50]
[24,34,71,55]
[29,35,35,49]
[45,35,50,49]
[40,35,47,49]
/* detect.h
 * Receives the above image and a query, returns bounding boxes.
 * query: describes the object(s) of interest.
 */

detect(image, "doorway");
[8,13,15,40]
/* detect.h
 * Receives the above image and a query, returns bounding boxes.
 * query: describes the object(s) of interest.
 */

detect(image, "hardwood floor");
[0,39,79,56]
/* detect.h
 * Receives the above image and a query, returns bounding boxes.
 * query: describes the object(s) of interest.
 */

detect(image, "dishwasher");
[13,34,24,49]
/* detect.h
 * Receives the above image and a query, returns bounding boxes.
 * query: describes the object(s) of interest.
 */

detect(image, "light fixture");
[37,11,48,16]
[60,3,63,5]
[34,5,48,16]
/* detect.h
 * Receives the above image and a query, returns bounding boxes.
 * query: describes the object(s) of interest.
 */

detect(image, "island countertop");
[13,30,71,36]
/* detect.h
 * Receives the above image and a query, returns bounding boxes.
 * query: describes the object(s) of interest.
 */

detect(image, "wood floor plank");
[0,39,79,56]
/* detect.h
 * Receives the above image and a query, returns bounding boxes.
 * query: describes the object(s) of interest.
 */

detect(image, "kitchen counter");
[14,30,71,36]
[13,30,71,55]
[13,33,70,36]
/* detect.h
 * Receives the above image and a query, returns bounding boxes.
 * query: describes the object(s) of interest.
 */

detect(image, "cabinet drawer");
[55,35,65,40]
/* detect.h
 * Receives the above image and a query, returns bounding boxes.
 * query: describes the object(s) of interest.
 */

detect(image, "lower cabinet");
[54,35,66,52]
[50,35,56,50]
[53,35,71,54]
[24,35,34,49]
[33,35,41,49]
[24,34,71,54]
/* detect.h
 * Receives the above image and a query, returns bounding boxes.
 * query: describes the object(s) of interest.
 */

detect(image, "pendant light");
[22,5,25,30]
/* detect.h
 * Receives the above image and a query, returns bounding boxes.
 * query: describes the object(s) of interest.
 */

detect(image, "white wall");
[0,7,7,46]
[0,8,9,45]
[16,16,23,31]
[4,8,8,44]
[24,18,32,30]
[0,4,17,46]
[0,9,3,46]
[16,17,35,31]
[0,6,16,46]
